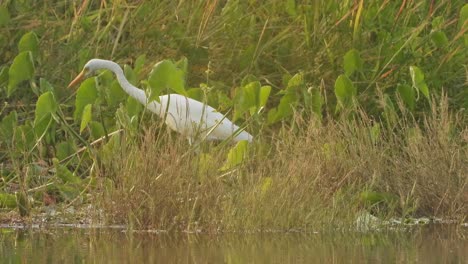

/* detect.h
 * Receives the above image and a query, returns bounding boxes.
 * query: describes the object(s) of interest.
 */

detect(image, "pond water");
[0,225,466,263]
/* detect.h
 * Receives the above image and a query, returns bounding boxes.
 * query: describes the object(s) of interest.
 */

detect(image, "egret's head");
[68,59,109,88]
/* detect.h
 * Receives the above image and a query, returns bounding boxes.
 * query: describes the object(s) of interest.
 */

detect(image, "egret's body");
[68,59,252,143]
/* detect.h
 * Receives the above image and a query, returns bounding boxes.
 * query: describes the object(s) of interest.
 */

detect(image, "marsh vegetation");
[0,1,466,231]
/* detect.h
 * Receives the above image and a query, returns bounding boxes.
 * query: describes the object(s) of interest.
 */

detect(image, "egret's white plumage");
[68,59,253,143]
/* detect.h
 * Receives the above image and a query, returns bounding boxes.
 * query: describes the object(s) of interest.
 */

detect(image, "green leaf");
[34,91,57,137]
[0,111,17,144]
[259,85,271,109]
[126,96,142,117]
[0,193,17,208]
[397,84,415,110]
[74,78,98,121]
[343,49,363,76]
[80,104,92,133]
[0,6,11,26]
[285,0,297,16]
[8,51,35,96]
[221,140,249,171]
[310,88,323,118]
[134,54,146,74]
[287,73,304,89]
[148,60,186,102]
[89,121,106,140]
[18,31,39,58]
[53,158,81,184]
[409,66,429,99]
[334,74,356,108]
[431,31,449,47]
[187,88,204,101]
[107,80,127,107]
[55,140,77,161]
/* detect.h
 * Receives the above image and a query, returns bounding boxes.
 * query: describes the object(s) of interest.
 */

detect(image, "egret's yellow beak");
[68,70,86,88]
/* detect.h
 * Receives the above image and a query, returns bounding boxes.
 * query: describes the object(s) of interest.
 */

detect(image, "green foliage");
[343,49,363,76]
[148,59,187,102]
[0,6,11,26]
[8,51,34,96]
[334,74,356,111]
[18,31,39,58]
[221,140,249,171]
[74,79,98,121]
[34,91,57,138]
[0,111,17,144]
[0,193,17,208]
[80,104,92,133]
[397,84,415,110]
[409,66,430,100]
[0,0,465,223]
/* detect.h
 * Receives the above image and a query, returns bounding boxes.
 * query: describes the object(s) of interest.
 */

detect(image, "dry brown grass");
[95,98,467,231]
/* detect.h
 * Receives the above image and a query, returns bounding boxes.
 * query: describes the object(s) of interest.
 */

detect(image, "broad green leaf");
[259,85,271,109]
[0,6,10,26]
[126,96,142,117]
[268,92,297,124]
[334,74,356,108]
[175,56,188,77]
[0,111,17,143]
[409,66,429,99]
[74,78,98,121]
[56,140,77,161]
[0,193,17,208]
[34,91,57,137]
[148,60,186,102]
[57,184,81,201]
[8,51,35,96]
[431,31,449,47]
[187,88,203,101]
[134,54,146,74]
[287,73,304,89]
[18,31,39,58]
[53,158,81,184]
[88,121,105,140]
[124,64,137,85]
[285,0,297,16]
[80,104,92,133]
[343,49,363,76]
[221,140,249,171]
[397,84,415,110]
[310,88,323,119]
[107,80,127,107]
[242,81,260,113]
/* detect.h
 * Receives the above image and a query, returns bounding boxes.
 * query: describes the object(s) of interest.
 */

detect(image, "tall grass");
[96,96,466,231]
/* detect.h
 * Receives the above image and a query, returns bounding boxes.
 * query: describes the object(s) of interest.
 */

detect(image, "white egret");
[68,59,253,143]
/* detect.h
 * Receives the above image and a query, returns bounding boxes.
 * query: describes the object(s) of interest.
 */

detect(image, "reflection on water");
[0,225,466,263]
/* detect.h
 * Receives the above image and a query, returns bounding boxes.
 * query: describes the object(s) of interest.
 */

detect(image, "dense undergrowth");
[0,1,467,230]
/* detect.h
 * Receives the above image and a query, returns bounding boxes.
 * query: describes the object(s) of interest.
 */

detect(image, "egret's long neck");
[102,60,162,114]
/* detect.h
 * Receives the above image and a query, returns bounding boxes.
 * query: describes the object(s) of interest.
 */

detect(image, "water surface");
[1,225,466,263]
